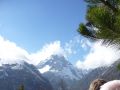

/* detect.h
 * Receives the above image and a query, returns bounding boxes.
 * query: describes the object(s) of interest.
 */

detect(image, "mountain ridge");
[37,55,87,90]
[0,60,53,90]
[78,59,120,90]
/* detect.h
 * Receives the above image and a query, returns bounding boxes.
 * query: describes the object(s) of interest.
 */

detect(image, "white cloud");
[29,41,65,65]
[30,36,85,65]
[0,35,119,69]
[76,41,120,69]
[64,36,85,56]
[0,35,79,66]
[0,36,66,65]
[64,39,76,56]
[0,36,29,65]
[80,38,92,50]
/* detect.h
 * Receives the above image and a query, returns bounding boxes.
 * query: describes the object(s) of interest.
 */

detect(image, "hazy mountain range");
[0,61,53,90]
[79,59,120,90]
[0,54,119,90]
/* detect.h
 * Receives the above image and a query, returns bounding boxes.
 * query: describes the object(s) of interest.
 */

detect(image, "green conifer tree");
[78,0,120,47]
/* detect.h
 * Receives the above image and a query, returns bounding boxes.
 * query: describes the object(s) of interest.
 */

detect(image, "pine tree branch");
[100,0,118,13]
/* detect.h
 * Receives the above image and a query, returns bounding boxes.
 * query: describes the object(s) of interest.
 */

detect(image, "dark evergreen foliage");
[78,0,120,47]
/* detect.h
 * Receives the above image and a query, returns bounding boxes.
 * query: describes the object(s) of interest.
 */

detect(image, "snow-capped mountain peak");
[37,55,86,90]
[37,55,83,79]
[37,55,71,71]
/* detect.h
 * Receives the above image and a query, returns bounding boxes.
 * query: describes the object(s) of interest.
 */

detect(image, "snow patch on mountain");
[39,65,51,73]
[37,55,85,80]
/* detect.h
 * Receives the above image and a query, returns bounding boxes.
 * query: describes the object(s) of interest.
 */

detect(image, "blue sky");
[0,0,87,50]
[0,0,89,64]
[0,0,118,69]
